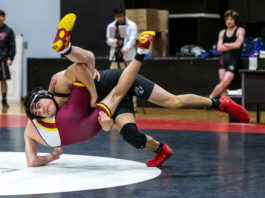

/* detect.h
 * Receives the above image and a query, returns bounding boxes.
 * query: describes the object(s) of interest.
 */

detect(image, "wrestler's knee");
[86,50,95,62]
[167,94,197,108]
[73,62,86,67]
[164,95,185,108]
[220,80,231,87]
[120,123,147,149]
[73,63,88,72]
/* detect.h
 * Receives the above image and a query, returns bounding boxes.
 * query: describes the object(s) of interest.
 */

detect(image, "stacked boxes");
[126,9,159,31]
[157,10,169,32]
[126,9,169,56]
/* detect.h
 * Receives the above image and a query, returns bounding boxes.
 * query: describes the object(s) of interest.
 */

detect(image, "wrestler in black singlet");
[95,69,155,117]
[220,27,243,74]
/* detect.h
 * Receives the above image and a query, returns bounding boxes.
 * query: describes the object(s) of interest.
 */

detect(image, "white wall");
[5,35,23,101]
[0,0,60,97]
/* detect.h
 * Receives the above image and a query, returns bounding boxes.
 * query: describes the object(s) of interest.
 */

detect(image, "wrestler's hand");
[93,69,100,82]
[97,111,113,131]
[53,147,62,160]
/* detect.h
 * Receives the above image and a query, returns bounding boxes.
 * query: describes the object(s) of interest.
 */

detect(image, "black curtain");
[229,0,265,38]
[61,0,124,56]
[229,0,265,23]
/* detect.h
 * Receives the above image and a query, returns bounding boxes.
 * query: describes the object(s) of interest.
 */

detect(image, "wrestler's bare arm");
[223,27,245,49]
[24,121,62,167]
[24,135,52,167]
[217,28,245,52]
[217,29,228,52]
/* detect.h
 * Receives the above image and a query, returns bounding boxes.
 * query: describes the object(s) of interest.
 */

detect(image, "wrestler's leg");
[218,68,227,97]
[114,113,172,167]
[114,113,159,151]
[101,58,142,113]
[101,32,155,114]
[209,71,234,98]
[65,46,95,74]
[148,84,212,108]
[148,83,249,123]
[51,13,95,74]
[134,75,249,123]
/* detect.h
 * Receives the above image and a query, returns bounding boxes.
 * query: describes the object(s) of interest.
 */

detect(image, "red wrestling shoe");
[146,144,172,167]
[52,13,76,53]
[218,96,250,123]
[137,31,155,54]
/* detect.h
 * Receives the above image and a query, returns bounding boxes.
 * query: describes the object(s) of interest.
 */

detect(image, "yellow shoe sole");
[141,31,156,36]
[52,13,76,52]
[58,13,76,31]
[52,40,63,51]
[139,31,155,44]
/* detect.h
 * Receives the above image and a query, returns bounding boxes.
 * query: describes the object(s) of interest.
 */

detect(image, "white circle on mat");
[0,152,161,195]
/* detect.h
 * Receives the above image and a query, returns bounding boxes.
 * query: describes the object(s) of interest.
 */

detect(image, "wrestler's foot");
[146,144,172,167]
[218,96,250,123]
[137,31,156,54]
[52,13,76,53]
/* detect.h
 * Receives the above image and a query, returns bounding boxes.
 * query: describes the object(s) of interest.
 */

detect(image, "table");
[240,70,265,123]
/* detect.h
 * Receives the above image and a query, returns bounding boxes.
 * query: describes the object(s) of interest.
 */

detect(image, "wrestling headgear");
[24,87,58,120]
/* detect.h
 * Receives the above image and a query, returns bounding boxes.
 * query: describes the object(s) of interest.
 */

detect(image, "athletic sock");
[2,93,8,106]
[211,98,220,109]
[2,93,6,101]
[62,44,72,55]
[156,143,164,152]
[134,53,145,62]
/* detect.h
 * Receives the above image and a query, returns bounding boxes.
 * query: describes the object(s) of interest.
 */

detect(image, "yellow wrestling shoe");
[52,13,76,53]
[137,31,155,54]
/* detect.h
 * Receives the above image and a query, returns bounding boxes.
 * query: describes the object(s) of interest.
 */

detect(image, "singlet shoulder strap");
[223,29,227,38]
[233,27,239,36]
[54,92,70,97]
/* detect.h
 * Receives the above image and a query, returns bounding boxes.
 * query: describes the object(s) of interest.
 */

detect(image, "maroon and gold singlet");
[32,82,111,147]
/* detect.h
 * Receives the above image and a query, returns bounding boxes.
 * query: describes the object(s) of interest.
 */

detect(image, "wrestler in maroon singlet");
[36,83,111,146]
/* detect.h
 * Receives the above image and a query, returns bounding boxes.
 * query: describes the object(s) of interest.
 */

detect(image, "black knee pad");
[120,123,147,149]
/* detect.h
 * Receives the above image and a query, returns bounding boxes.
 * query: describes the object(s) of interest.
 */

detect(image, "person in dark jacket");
[0,10,16,107]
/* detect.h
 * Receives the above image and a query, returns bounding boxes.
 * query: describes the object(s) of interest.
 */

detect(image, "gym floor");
[1,102,265,198]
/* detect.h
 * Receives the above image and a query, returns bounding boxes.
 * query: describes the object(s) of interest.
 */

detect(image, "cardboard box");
[158,10,169,32]
[152,32,169,57]
[126,9,159,31]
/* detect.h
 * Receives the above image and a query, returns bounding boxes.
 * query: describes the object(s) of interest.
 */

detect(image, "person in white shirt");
[106,7,138,110]
[106,7,137,69]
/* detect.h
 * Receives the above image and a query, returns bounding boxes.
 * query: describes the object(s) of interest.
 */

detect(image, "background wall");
[1,0,265,98]
[0,0,60,97]
[27,57,249,107]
